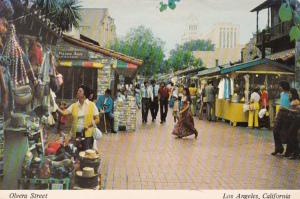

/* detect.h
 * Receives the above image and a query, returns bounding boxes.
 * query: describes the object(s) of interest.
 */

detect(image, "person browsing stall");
[57,85,99,150]
[96,89,115,133]
[271,81,291,156]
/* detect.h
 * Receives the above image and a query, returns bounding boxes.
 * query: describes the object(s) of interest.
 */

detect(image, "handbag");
[243,104,249,112]
[258,108,267,119]
[13,85,32,106]
[93,127,103,140]
[3,25,36,105]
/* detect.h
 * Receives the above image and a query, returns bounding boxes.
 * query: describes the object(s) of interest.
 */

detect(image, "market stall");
[216,58,294,126]
[0,1,107,190]
[55,35,142,134]
[112,61,141,133]
[0,1,66,189]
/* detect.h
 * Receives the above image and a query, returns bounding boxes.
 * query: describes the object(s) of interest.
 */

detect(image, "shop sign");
[58,50,89,60]
[88,51,104,59]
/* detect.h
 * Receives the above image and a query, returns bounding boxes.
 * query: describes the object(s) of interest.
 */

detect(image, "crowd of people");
[134,79,300,159]
[135,80,199,139]
[51,78,300,159]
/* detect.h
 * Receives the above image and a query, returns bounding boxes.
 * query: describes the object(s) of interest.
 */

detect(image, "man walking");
[150,80,159,122]
[140,81,153,124]
[205,81,216,121]
[158,82,169,124]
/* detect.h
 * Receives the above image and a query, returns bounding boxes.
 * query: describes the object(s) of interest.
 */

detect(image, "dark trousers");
[273,108,291,151]
[160,99,168,122]
[287,112,300,155]
[206,101,215,121]
[142,98,150,122]
[76,132,94,152]
[150,96,159,120]
[198,102,206,120]
[105,112,115,133]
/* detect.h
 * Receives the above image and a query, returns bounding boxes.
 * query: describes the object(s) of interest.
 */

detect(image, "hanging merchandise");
[36,51,51,99]
[49,53,63,93]
[218,78,224,99]
[0,18,8,37]
[0,65,13,117]
[29,40,43,74]
[0,0,14,18]
[3,25,36,106]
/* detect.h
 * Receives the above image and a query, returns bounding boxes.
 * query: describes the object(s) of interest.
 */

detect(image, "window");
[222,29,226,48]
[219,28,222,48]
[234,29,237,48]
[57,67,98,100]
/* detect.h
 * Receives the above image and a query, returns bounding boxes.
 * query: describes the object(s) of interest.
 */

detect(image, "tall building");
[201,22,240,49]
[67,8,117,47]
[193,22,243,68]
[181,15,200,43]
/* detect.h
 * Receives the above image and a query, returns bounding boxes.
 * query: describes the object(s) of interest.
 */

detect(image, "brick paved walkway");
[97,112,300,190]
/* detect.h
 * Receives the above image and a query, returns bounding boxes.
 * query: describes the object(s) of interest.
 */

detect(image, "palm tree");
[34,0,81,32]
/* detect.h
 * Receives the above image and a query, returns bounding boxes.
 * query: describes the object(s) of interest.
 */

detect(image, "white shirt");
[250,92,260,103]
[172,86,178,97]
[149,84,160,97]
[66,99,99,132]
[140,86,154,101]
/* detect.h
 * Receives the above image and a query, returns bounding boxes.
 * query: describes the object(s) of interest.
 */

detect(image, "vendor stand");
[197,66,222,119]
[216,58,294,127]
[0,3,67,189]
[112,61,141,133]
[55,35,142,134]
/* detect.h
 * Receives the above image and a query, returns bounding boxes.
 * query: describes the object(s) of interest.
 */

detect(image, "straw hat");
[79,149,100,160]
[76,167,97,178]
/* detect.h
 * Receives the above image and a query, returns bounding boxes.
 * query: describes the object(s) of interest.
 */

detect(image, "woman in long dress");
[172,88,198,139]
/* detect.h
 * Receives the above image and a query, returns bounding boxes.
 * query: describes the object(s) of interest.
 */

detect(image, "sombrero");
[75,167,99,188]
[76,167,97,178]
[79,149,100,160]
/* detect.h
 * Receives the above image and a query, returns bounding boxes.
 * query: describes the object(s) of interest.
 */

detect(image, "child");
[173,94,179,123]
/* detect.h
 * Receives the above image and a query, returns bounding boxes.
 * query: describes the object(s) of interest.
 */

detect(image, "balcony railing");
[257,21,293,46]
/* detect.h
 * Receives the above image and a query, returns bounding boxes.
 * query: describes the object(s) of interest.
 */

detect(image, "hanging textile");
[224,78,230,100]
[218,78,224,99]
[0,65,14,117]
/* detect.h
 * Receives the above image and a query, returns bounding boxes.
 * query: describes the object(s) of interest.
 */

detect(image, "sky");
[82,0,268,53]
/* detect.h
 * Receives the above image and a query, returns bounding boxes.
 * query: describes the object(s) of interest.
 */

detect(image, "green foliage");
[289,26,300,41]
[279,0,300,41]
[279,3,293,22]
[160,0,181,12]
[166,39,213,71]
[34,0,82,31]
[110,26,165,77]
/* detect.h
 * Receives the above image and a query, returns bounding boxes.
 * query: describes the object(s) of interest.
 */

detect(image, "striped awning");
[113,60,138,69]
[59,60,104,68]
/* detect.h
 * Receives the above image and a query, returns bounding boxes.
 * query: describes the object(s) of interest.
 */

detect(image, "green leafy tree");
[166,39,214,71]
[34,0,82,31]
[110,26,165,77]
[160,0,181,12]
[278,0,300,41]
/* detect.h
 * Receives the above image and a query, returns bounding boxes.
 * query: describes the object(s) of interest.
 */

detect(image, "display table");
[18,177,70,189]
[114,96,136,132]
[3,128,28,189]
[215,99,248,126]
